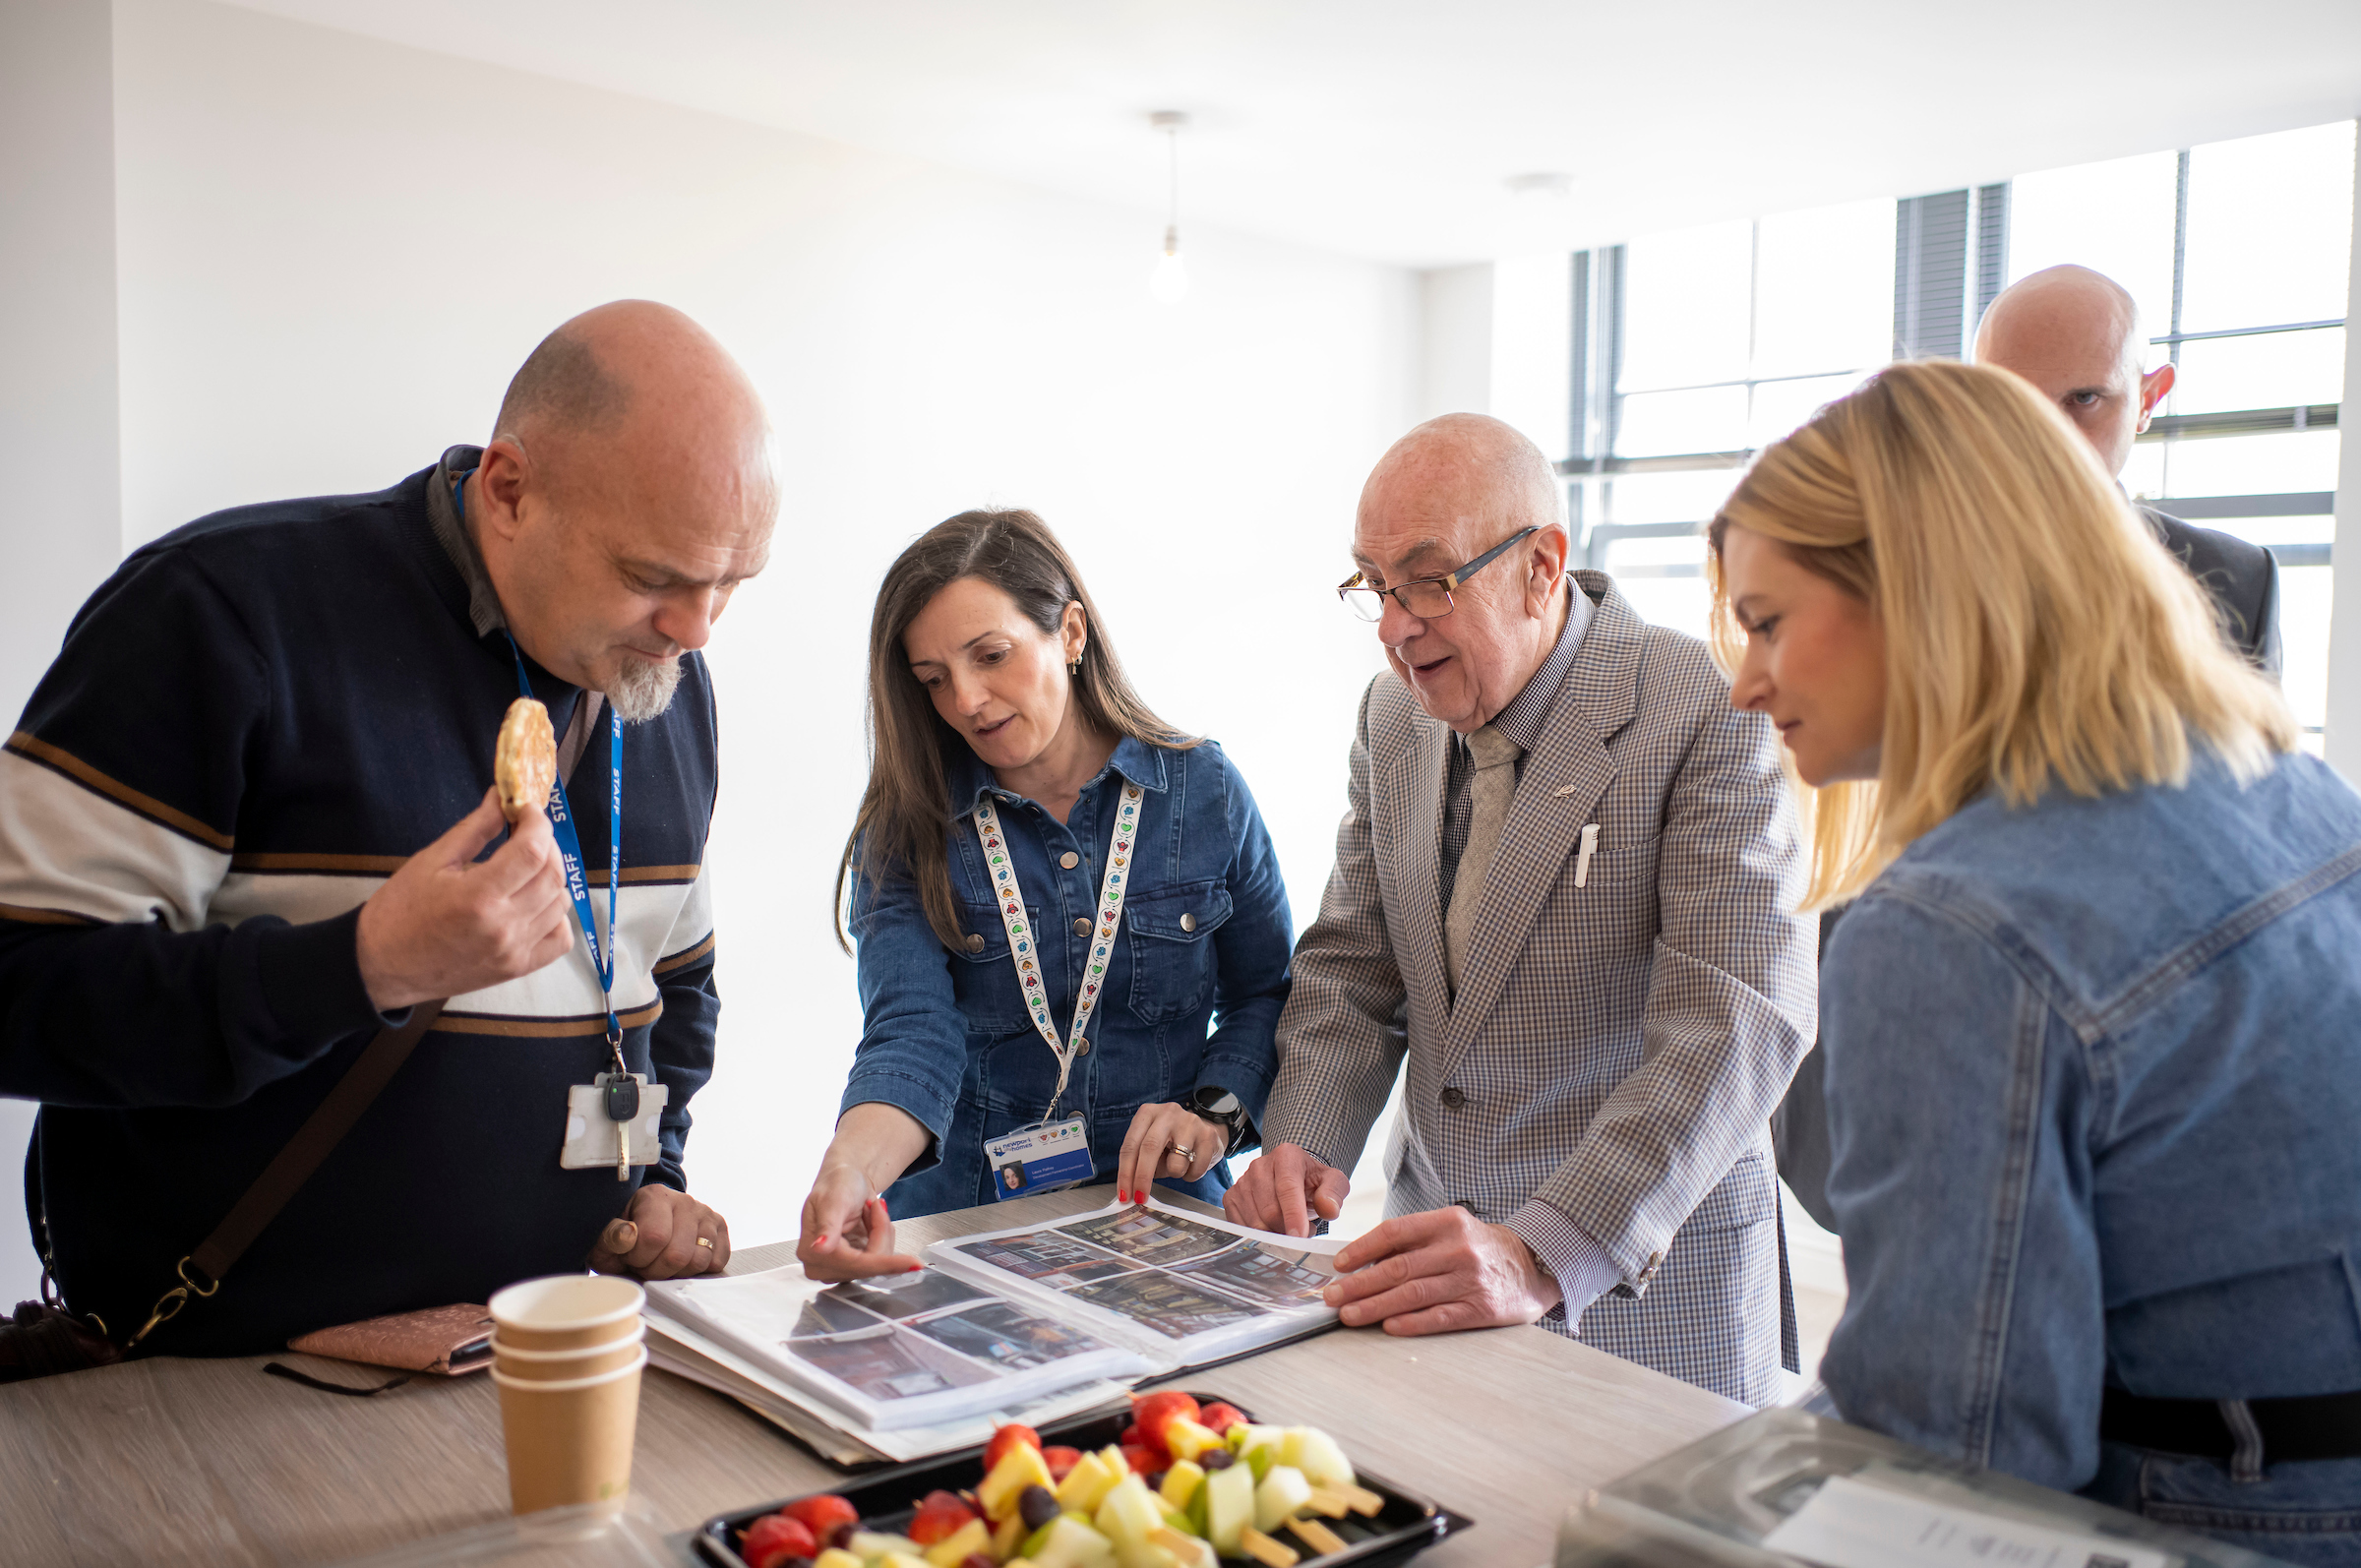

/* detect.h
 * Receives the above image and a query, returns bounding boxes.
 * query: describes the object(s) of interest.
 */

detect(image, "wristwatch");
[1187,1085,1252,1158]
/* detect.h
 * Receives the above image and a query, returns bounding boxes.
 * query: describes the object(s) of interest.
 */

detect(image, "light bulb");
[1150,245,1190,305]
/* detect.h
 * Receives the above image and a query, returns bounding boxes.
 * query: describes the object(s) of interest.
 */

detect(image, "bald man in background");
[1979,264,2280,672]
[0,301,771,1357]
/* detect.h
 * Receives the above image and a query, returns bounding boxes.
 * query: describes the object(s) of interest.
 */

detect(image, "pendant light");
[1149,111,1189,304]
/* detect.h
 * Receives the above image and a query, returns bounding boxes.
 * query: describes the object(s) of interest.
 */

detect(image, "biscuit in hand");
[494,697,556,822]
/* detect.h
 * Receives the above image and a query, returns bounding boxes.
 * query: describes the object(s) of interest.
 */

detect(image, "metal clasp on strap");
[126,1256,218,1349]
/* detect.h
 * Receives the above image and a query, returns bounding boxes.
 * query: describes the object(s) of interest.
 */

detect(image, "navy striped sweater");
[0,457,721,1355]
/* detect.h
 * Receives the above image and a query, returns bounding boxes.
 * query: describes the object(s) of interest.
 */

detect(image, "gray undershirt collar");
[427,444,508,638]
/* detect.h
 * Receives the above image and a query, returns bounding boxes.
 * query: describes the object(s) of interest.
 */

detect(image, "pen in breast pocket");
[1574,822,1601,887]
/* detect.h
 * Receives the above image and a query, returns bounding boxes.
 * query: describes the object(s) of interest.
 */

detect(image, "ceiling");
[223,0,2361,268]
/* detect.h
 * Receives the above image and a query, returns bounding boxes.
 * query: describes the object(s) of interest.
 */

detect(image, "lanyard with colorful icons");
[972,781,1145,1120]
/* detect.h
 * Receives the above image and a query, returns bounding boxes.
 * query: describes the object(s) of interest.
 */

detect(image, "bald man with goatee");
[0,301,773,1357]
[1229,414,1816,1405]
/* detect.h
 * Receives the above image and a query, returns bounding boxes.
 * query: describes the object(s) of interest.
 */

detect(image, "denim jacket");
[1819,747,2361,1555]
[844,736,1292,1217]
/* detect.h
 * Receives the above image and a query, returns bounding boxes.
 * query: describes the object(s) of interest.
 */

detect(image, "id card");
[559,1075,669,1170]
[985,1116,1093,1200]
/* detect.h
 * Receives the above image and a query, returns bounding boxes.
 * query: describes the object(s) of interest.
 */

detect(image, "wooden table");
[0,1191,1745,1566]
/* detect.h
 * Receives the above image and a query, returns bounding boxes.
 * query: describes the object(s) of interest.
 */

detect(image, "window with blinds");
[1535,119,2353,745]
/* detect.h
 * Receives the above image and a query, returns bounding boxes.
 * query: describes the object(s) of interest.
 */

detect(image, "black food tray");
[694,1395,1473,1568]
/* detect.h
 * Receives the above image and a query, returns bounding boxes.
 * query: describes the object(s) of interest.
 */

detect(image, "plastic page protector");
[987,1116,1092,1199]
[1761,1475,2168,1568]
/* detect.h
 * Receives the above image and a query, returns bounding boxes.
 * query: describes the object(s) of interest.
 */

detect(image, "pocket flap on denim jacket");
[1124,881,1233,942]
[951,899,1025,962]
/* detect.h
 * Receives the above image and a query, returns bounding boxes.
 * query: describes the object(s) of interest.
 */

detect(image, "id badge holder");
[985,1116,1093,1200]
[560,1072,669,1170]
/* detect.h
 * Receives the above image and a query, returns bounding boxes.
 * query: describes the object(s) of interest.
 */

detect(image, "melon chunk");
[1288,1427,1356,1489]
[1028,1516,1117,1568]
[1094,1476,1164,1549]
[1204,1461,1256,1555]
[1253,1466,1312,1533]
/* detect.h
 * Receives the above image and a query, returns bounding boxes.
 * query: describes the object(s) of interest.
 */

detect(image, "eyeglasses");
[1336,526,1540,624]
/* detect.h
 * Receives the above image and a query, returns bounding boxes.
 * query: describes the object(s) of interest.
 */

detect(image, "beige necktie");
[1444,723,1521,995]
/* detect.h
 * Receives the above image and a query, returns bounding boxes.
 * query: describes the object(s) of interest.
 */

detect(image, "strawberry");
[741,1514,817,1568]
[782,1496,860,1538]
[909,1490,979,1548]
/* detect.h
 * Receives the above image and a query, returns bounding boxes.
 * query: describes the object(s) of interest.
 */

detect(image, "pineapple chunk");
[1253,1466,1313,1534]
[1094,1476,1165,1549]
[980,1443,1058,1522]
[1160,1417,1223,1463]
[851,1536,926,1564]
[1158,1461,1205,1510]
[993,1514,1027,1561]
[1056,1452,1122,1517]
[926,1519,994,1568]
[817,1552,868,1568]
[880,1554,934,1568]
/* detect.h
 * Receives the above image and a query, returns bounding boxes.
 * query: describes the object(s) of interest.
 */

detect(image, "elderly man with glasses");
[1226,413,1816,1404]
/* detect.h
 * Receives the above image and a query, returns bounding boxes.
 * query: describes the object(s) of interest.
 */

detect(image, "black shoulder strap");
[127,999,446,1348]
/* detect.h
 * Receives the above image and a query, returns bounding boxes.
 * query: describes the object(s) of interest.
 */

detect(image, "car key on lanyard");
[456,470,666,1180]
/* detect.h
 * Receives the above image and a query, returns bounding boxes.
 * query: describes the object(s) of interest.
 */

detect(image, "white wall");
[1417,264,1494,423]
[2327,127,2361,778]
[0,0,126,1308]
[0,0,1414,1303]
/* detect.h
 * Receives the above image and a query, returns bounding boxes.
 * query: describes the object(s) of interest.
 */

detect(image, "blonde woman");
[1712,359,2361,1562]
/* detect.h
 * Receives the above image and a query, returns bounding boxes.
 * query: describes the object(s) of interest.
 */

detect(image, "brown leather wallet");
[287,1302,494,1376]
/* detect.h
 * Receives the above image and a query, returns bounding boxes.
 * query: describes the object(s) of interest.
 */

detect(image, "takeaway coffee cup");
[491,1318,648,1384]
[488,1274,644,1353]
[490,1346,647,1515]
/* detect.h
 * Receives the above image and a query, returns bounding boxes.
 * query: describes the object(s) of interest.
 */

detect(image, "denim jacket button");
[1076,1041,1092,1055]
[964,934,985,953]
[1060,851,1080,870]
[1439,1086,1467,1110]
[1180,913,1197,933]
[1073,917,1093,936]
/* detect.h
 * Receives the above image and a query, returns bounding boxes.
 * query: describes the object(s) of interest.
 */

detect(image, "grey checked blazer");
[1264,573,1817,1405]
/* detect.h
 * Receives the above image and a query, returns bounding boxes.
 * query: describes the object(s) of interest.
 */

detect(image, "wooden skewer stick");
[1300,1490,1352,1519]
[1285,1517,1348,1556]
[1239,1528,1300,1568]
[1334,1482,1387,1517]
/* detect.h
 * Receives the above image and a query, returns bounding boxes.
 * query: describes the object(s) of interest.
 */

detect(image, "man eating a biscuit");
[0,300,772,1357]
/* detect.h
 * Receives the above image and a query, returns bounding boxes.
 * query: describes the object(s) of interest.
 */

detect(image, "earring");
[1068,655,1082,677]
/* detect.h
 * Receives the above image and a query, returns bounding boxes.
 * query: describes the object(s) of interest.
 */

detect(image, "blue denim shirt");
[844,736,1292,1217]
[1819,747,2361,1553]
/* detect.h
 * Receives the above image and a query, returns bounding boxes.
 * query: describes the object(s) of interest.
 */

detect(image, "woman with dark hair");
[796,510,1293,1277]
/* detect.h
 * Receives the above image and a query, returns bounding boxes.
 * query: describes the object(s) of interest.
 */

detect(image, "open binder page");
[927,1196,1345,1364]
[643,1259,1156,1431]
[644,1306,1126,1464]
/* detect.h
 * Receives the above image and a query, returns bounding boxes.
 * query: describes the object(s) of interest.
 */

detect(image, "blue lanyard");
[454,471,626,1056]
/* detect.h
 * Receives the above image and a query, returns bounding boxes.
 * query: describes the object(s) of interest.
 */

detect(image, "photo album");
[642,1198,1344,1440]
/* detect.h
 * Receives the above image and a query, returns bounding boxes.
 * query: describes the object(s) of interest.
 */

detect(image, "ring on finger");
[1167,1142,1195,1165]
[695,1236,714,1250]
